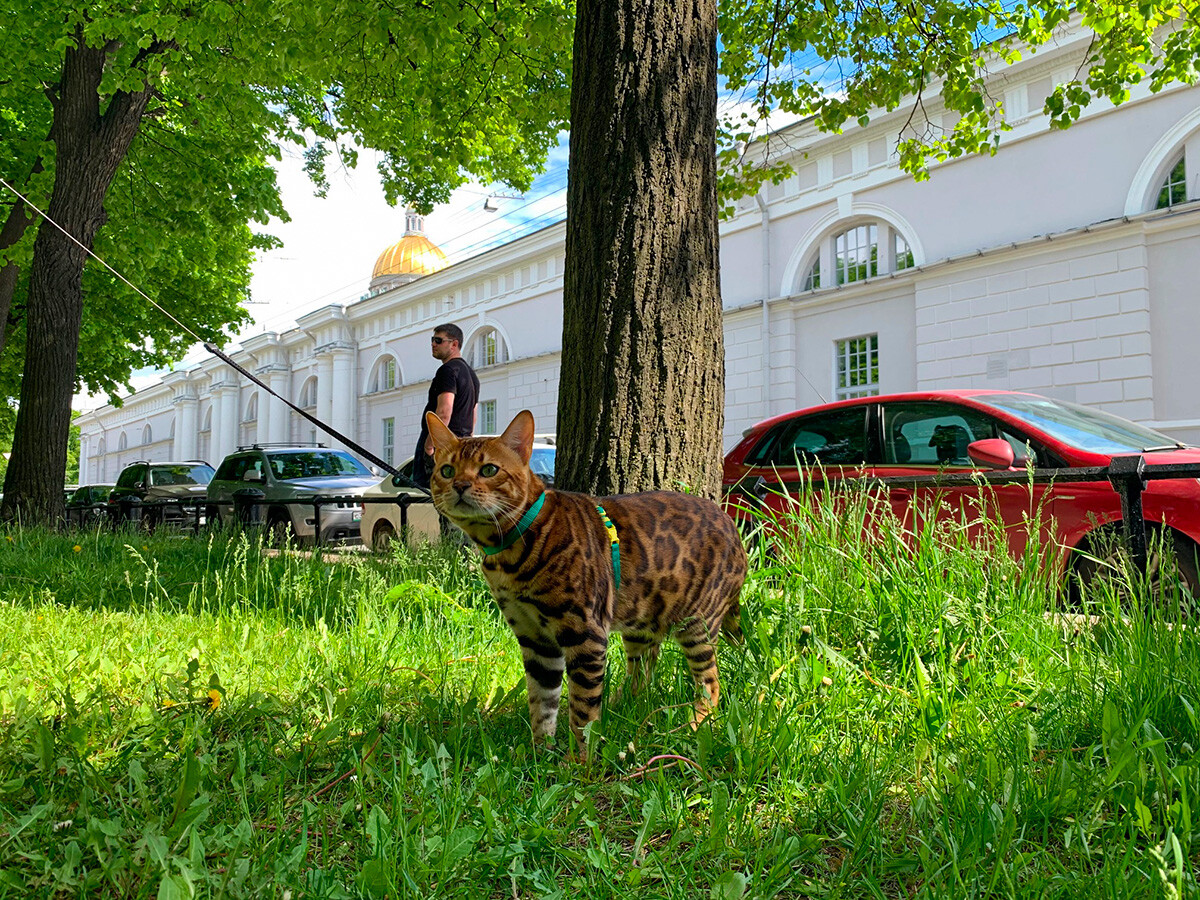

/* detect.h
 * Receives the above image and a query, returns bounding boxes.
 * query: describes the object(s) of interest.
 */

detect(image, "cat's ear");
[498,410,535,463]
[425,412,458,455]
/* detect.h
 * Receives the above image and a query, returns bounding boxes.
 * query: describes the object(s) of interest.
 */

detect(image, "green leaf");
[711,871,749,900]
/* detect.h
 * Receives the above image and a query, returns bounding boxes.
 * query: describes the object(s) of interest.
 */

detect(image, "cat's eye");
[439,465,455,478]
[479,464,500,478]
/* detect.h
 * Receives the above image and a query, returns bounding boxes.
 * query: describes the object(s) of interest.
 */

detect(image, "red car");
[723,390,1200,596]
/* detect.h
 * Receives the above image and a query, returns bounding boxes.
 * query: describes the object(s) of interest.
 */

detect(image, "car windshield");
[149,464,213,486]
[974,394,1187,454]
[268,451,371,480]
[530,447,555,477]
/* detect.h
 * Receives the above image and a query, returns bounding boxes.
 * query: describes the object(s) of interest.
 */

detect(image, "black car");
[65,483,114,527]
[108,460,215,527]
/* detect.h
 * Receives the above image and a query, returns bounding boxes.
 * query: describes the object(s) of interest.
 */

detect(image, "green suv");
[207,445,378,545]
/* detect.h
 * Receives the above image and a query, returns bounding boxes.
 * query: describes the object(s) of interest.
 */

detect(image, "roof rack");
[236,442,327,451]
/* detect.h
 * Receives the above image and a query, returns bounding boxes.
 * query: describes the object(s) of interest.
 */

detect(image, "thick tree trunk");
[0,36,150,525]
[556,0,725,499]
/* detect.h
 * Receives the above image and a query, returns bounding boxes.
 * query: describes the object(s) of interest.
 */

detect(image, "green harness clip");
[595,504,620,587]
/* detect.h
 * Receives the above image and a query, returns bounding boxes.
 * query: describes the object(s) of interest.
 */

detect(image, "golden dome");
[371,210,449,281]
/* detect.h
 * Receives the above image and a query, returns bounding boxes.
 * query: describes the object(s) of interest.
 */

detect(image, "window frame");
[797,218,916,293]
[834,334,880,401]
[382,416,395,466]
[1156,154,1188,209]
[744,404,873,469]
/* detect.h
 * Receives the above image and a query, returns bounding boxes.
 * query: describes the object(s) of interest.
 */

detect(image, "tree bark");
[556,0,725,499]
[0,35,152,524]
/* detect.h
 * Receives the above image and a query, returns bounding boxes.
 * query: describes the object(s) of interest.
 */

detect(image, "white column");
[316,355,334,444]
[257,365,291,445]
[209,392,224,465]
[268,369,290,444]
[210,383,239,464]
[221,386,240,459]
[78,435,89,483]
[329,347,355,451]
[174,395,198,459]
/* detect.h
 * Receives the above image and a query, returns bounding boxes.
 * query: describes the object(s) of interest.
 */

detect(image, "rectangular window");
[480,400,497,435]
[835,334,880,400]
[382,417,395,466]
[484,333,497,366]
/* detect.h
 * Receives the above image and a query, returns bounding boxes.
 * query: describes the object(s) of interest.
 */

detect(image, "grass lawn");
[1,501,1198,898]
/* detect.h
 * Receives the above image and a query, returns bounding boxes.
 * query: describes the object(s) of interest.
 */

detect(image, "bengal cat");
[425,409,747,758]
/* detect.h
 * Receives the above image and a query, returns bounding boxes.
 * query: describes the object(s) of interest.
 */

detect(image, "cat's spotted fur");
[426,409,747,756]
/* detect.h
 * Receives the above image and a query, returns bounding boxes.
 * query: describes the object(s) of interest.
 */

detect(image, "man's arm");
[434,391,455,426]
[424,391,456,455]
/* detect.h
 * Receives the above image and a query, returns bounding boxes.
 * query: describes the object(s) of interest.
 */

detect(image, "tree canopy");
[716,2,1199,205]
[0,0,572,522]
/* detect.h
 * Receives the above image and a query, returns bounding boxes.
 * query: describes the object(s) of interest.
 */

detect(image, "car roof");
[122,459,212,468]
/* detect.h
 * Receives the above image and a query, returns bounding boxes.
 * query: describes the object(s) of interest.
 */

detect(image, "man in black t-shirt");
[413,323,480,488]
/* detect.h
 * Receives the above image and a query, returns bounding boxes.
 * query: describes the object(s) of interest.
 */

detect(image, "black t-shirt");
[414,357,480,476]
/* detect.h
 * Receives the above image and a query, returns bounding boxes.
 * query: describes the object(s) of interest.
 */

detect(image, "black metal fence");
[64,492,436,548]
[65,456,1200,568]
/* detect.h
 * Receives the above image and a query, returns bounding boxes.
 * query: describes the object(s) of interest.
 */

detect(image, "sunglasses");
[431,336,448,345]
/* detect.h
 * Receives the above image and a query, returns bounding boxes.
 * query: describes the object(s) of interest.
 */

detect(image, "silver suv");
[207,445,378,545]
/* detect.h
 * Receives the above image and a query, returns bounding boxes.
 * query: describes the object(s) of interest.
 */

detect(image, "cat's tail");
[721,601,743,644]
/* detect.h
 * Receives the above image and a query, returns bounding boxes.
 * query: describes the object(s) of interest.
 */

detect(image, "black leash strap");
[203,342,427,493]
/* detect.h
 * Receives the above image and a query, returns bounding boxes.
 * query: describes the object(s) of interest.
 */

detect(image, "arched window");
[117,431,128,451]
[240,394,258,447]
[299,376,318,408]
[369,355,398,393]
[142,424,152,445]
[466,328,508,368]
[198,407,212,464]
[1156,154,1188,209]
[97,437,107,457]
[1126,113,1200,214]
[798,217,916,293]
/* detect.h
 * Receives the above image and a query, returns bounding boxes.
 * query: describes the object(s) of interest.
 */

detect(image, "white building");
[77,26,1200,483]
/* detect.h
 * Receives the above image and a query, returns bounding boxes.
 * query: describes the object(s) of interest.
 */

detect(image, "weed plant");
[0,497,1197,899]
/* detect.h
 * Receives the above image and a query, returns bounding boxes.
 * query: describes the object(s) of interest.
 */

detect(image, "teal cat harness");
[479,492,622,586]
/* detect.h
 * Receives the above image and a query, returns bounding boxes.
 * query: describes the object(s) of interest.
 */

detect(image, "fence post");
[233,488,264,527]
[398,494,411,543]
[119,495,143,526]
[313,500,322,548]
[1107,454,1148,575]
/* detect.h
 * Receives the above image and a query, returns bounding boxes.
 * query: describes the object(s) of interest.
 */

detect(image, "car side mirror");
[244,469,264,483]
[967,438,1015,470]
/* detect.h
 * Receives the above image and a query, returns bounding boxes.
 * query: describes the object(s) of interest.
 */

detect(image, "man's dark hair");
[433,323,464,345]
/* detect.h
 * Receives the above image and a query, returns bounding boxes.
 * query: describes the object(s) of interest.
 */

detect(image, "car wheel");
[266,515,298,549]
[372,520,397,552]
[1069,525,1199,616]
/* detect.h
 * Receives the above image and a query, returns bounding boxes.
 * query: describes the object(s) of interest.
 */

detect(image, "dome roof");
[371,210,449,281]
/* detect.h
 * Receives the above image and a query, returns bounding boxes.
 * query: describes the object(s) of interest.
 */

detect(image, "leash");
[1,175,424,492]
